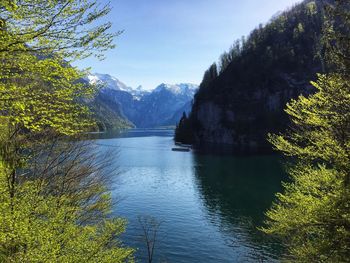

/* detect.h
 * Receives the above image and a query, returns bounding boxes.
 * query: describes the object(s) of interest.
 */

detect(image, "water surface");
[95,129,286,262]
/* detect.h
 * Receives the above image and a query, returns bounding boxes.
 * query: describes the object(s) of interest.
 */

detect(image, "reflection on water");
[193,154,286,261]
[89,128,174,140]
[94,129,286,262]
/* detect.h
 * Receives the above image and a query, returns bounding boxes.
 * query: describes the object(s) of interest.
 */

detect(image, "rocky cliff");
[176,0,326,152]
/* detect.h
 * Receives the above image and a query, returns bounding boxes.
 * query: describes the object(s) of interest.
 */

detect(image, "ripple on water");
[95,131,285,262]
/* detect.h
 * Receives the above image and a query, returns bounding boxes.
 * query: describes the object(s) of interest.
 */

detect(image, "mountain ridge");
[86,73,198,129]
[175,0,326,152]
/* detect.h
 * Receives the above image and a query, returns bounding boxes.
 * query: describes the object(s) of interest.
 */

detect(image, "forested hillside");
[262,0,350,261]
[176,0,327,151]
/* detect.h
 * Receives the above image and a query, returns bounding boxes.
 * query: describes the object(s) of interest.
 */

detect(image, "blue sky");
[74,0,302,90]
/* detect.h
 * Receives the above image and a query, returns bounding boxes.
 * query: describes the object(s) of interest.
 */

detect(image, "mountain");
[135,83,196,128]
[87,73,150,98]
[88,73,131,92]
[88,93,134,131]
[86,74,198,129]
[85,75,139,130]
[164,100,193,127]
[175,0,326,152]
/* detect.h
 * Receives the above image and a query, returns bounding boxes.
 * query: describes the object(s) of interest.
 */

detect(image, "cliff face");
[191,73,316,151]
[178,0,326,152]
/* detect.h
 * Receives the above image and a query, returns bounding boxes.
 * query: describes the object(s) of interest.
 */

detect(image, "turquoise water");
[94,129,286,262]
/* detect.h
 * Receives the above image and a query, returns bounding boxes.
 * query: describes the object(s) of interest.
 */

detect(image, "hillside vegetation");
[176,0,326,151]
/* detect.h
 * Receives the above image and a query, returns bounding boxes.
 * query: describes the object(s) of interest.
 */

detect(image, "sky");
[74,0,302,90]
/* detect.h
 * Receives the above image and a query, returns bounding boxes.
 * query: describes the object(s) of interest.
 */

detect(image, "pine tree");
[261,1,350,261]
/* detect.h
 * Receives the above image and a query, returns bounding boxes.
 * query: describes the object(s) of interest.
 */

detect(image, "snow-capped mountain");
[88,73,131,92]
[132,85,148,100]
[135,83,197,127]
[154,83,198,97]
[87,73,149,99]
[86,73,198,128]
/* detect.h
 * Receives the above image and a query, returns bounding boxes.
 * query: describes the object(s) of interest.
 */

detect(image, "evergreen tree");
[175,112,194,144]
[201,62,219,89]
[261,1,350,261]
[176,0,327,147]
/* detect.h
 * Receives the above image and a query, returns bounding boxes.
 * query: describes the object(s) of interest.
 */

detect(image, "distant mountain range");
[85,73,198,130]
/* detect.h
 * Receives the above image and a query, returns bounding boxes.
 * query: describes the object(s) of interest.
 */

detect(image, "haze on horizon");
[74,0,303,90]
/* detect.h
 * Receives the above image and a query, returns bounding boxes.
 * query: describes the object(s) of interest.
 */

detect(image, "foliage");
[0,0,118,60]
[0,0,117,206]
[323,0,350,74]
[0,53,95,135]
[0,0,126,133]
[175,112,194,144]
[0,0,120,135]
[0,0,112,128]
[0,0,134,261]
[262,73,350,261]
[201,63,218,89]
[263,165,349,262]
[261,0,350,261]
[176,0,326,147]
[0,160,134,263]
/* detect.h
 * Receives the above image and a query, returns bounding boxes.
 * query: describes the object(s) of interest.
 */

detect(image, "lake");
[94,129,287,262]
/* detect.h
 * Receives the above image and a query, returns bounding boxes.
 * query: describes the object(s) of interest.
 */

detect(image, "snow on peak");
[135,85,148,93]
[87,73,132,92]
[87,73,198,98]
[154,83,198,96]
[87,75,100,84]
[86,73,151,99]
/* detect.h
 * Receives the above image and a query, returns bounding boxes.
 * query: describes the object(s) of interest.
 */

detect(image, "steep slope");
[164,100,193,127]
[83,75,135,131]
[88,94,134,131]
[88,73,130,91]
[176,0,326,152]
